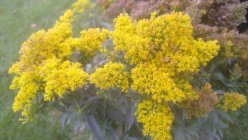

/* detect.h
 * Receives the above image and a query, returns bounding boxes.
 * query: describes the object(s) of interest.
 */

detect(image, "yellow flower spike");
[90,62,129,92]
[112,12,219,66]
[75,28,109,61]
[112,12,219,104]
[220,92,247,112]
[131,63,197,103]
[42,59,89,101]
[111,12,220,139]
[11,72,41,113]
[9,0,96,122]
[71,0,91,14]
[136,100,174,140]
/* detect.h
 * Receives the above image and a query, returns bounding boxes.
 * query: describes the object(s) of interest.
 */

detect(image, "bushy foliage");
[9,0,248,139]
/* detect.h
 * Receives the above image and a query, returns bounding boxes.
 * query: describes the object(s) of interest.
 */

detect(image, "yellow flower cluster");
[72,0,91,13]
[8,0,102,121]
[9,2,235,139]
[74,28,109,62]
[9,9,74,75]
[220,93,247,112]
[10,72,41,113]
[136,100,174,140]
[112,12,220,139]
[112,12,219,67]
[42,59,89,101]
[112,12,219,103]
[90,62,129,92]
[131,63,197,103]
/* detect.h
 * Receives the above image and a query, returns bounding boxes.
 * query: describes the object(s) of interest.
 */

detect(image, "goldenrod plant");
[98,0,248,139]
[9,0,247,139]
